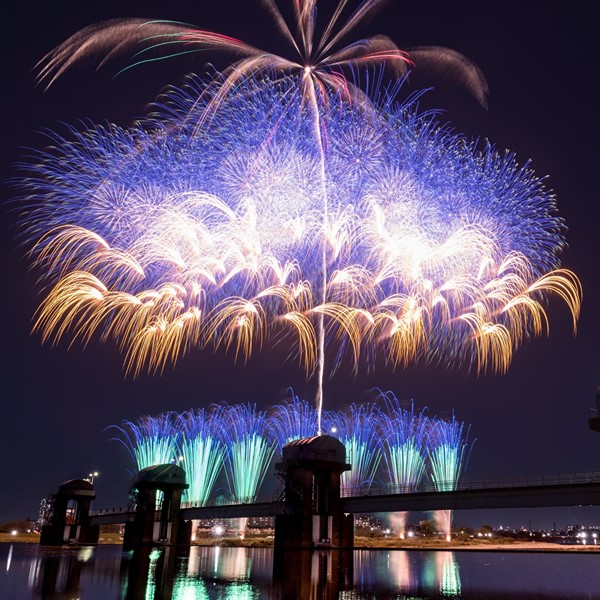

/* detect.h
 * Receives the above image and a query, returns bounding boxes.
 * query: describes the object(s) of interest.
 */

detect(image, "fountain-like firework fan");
[427,412,473,541]
[110,412,181,476]
[378,391,429,493]
[215,402,275,503]
[324,402,382,491]
[268,390,319,453]
[427,413,472,492]
[176,408,224,506]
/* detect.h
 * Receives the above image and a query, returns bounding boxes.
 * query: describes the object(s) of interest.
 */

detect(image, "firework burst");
[22,75,580,381]
[17,1,581,428]
[215,402,275,502]
[378,391,429,493]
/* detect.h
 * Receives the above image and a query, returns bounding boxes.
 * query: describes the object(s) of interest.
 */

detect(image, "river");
[1,543,598,599]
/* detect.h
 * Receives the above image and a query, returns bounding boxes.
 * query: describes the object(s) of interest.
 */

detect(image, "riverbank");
[3,532,598,552]
[352,536,600,552]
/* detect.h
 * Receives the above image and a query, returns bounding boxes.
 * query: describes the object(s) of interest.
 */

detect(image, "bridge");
[90,470,600,526]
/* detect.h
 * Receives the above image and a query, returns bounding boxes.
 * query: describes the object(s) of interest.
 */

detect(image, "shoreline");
[355,541,600,553]
[2,534,598,552]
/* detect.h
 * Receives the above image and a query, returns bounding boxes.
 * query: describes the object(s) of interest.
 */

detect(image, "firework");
[32,0,493,431]
[427,413,473,541]
[21,75,580,382]
[111,412,180,471]
[378,391,429,493]
[267,390,319,453]
[215,402,275,537]
[216,402,275,537]
[428,413,472,491]
[176,408,224,507]
[36,1,488,108]
[324,402,382,491]
[19,1,581,435]
[377,390,429,538]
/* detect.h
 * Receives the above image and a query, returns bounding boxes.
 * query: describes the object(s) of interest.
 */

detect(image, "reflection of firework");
[22,73,580,385]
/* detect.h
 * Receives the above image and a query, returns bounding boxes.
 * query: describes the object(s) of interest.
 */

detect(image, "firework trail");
[18,1,581,430]
[324,402,382,492]
[267,390,319,452]
[377,390,429,538]
[378,391,429,492]
[215,402,275,537]
[176,408,224,506]
[427,412,473,541]
[111,412,181,471]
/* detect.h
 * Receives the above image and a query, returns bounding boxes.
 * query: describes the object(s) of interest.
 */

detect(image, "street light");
[87,471,99,484]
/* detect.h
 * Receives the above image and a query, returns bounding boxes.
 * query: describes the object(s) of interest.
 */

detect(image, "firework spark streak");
[111,413,181,471]
[17,1,580,423]
[176,409,224,507]
[268,390,319,452]
[21,75,580,378]
[427,413,473,541]
[323,402,382,491]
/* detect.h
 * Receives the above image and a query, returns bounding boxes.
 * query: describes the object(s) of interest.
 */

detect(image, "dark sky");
[1,1,599,529]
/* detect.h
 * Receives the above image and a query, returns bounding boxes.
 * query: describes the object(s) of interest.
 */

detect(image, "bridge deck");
[340,481,600,513]
[89,472,600,525]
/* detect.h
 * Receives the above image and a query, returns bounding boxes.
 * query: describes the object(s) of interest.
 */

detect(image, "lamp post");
[87,471,99,484]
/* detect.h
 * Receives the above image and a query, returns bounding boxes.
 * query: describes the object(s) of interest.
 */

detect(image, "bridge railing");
[90,492,285,517]
[90,471,600,514]
[90,506,130,516]
[341,471,600,498]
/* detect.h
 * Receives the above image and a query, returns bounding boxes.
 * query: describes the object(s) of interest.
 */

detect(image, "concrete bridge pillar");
[123,464,190,549]
[274,435,353,549]
[40,479,99,545]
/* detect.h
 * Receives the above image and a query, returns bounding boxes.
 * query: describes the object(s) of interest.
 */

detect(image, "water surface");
[1,543,598,599]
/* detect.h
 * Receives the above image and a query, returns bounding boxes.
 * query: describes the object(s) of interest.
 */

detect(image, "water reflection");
[120,546,181,600]
[26,544,461,599]
[437,551,460,596]
[10,542,598,599]
[29,546,98,599]
[273,549,353,599]
[353,549,460,598]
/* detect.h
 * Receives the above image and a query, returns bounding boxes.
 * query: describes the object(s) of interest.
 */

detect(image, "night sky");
[2,1,599,530]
